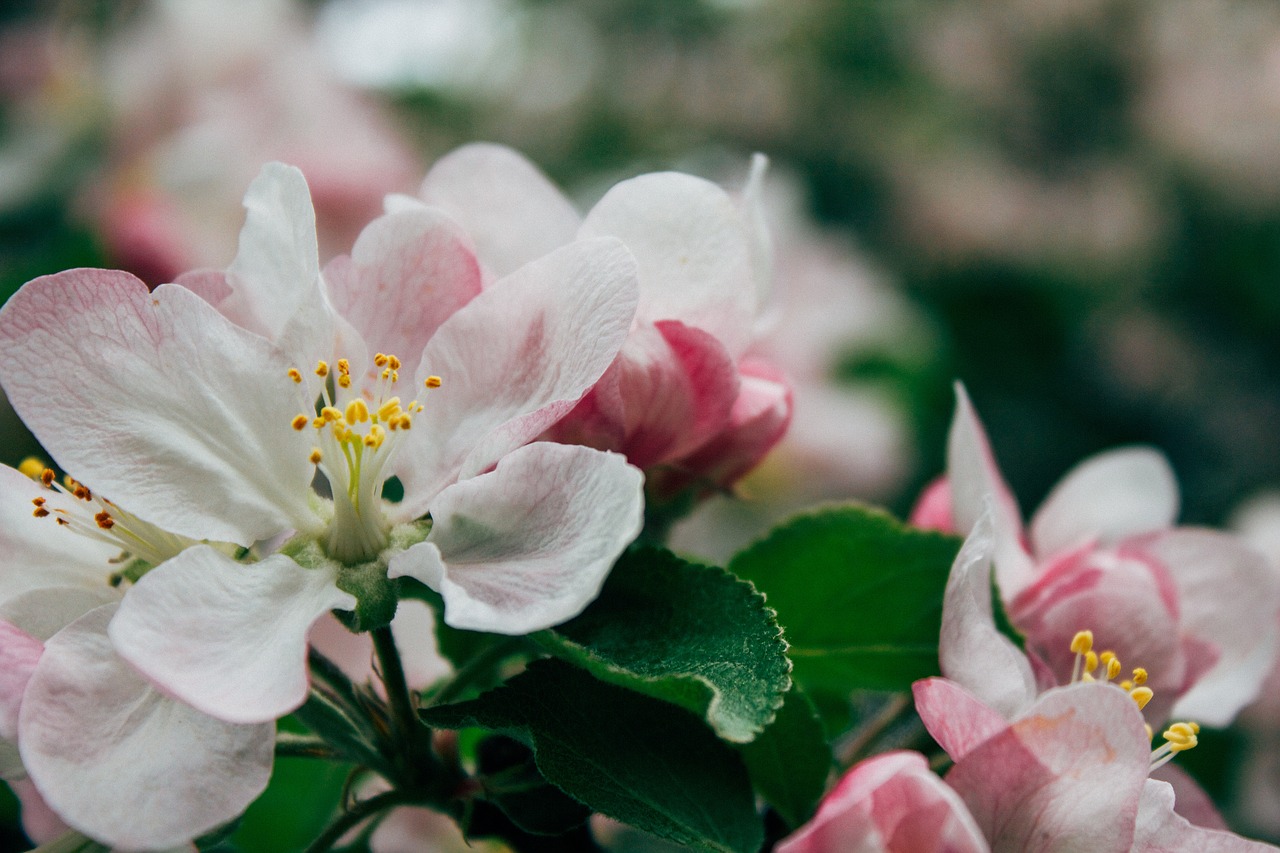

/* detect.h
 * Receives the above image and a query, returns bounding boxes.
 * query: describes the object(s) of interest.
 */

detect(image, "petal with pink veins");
[579,171,757,358]
[912,678,1011,762]
[323,208,482,380]
[0,270,318,546]
[389,443,644,635]
[418,143,581,279]
[1149,529,1280,726]
[394,238,639,518]
[109,546,355,725]
[21,605,273,851]
[1029,448,1178,560]
[0,621,41,747]
[945,683,1151,853]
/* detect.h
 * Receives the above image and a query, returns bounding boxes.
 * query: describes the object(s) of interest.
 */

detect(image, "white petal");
[580,171,757,357]
[110,546,355,724]
[418,143,581,278]
[939,511,1037,719]
[1153,530,1280,725]
[21,605,273,850]
[0,270,318,545]
[389,443,644,635]
[0,465,121,602]
[395,238,639,516]
[1030,448,1178,559]
[947,384,1035,596]
[222,163,321,342]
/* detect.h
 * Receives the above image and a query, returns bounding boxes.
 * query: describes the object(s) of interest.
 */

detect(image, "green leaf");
[536,546,790,743]
[736,688,831,829]
[474,735,592,836]
[728,503,960,694]
[423,659,763,853]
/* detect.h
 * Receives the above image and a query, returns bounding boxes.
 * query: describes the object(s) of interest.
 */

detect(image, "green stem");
[372,626,419,751]
[302,788,419,853]
[836,693,912,767]
[275,732,339,760]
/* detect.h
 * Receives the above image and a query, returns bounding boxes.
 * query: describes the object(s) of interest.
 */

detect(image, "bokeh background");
[2,0,1279,849]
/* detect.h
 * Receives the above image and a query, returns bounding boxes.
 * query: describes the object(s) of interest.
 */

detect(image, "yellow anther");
[1132,668,1147,686]
[1070,630,1094,655]
[1162,722,1199,752]
[1120,680,1133,691]
[1105,657,1122,681]
[31,497,45,507]
[338,375,351,389]
[321,407,344,423]
[18,457,45,479]
[41,468,55,487]
[381,368,392,380]
[312,417,326,429]
[1145,723,1153,741]
[309,448,323,465]
[363,425,386,449]
[424,375,442,389]
[374,353,389,368]
[1084,651,1098,674]
[395,414,412,430]
[73,484,91,501]
[337,359,350,373]
[315,360,329,378]
[1130,686,1154,710]
[287,368,303,384]
[32,506,49,518]
[291,414,309,431]
[377,398,402,421]
[391,371,399,383]
[94,511,114,530]
[345,399,370,424]
[388,355,401,370]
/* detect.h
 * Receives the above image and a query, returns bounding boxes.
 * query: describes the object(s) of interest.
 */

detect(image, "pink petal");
[1029,448,1179,560]
[1132,779,1277,852]
[945,683,1151,853]
[938,513,1037,718]
[547,320,741,470]
[394,238,639,517]
[778,751,989,853]
[674,356,793,491]
[389,443,644,635]
[323,208,482,380]
[7,777,67,844]
[21,605,273,850]
[947,384,1035,597]
[110,547,355,724]
[909,477,956,533]
[912,678,1010,762]
[0,621,42,743]
[1149,529,1280,726]
[1149,763,1228,831]
[418,143,581,278]
[0,270,318,546]
[579,171,757,357]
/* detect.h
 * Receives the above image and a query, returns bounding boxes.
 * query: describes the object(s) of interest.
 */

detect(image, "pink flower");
[911,515,1278,852]
[776,750,989,853]
[911,384,1280,726]
[400,143,793,497]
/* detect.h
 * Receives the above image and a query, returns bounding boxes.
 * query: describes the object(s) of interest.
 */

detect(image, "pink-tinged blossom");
[403,143,793,497]
[911,384,1280,726]
[911,515,1279,852]
[0,162,644,737]
[776,750,989,853]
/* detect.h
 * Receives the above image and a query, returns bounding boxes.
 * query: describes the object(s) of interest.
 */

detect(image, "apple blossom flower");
[776,750,989,853]
[0,162,645,738]
[397,143,793,500]
[911,513,1278,852]
[911,384,1280,726]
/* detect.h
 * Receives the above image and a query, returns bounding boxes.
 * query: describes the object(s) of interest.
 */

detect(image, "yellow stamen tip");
[287,368,303,383]
[1132,668,1147,686]
[18,457,45,479]
[388,355,401,370]
[425,375,442,389]
[315,360,329,378]
[338,375,351,388]
[1106,658,1122,680]
[321,407,343,423]
[374,353,389,367]
[346,399,370,424]
[1084,651,1099,673]
[1130,686,1154,710]
[309,448,323,464]
[1070,630,1094,655]
[41,468,55,487]
[291,414,309,431]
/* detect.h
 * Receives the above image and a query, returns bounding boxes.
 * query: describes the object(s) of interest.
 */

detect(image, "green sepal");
[424,659,764,853]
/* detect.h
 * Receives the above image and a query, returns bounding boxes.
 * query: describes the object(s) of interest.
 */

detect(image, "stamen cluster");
[1068,629,1200,772]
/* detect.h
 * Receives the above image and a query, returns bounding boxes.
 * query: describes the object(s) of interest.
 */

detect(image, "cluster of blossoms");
[0,144,787,849]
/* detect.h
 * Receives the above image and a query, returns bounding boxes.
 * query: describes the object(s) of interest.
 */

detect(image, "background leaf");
[736,687,831,830]
[729,503,960,694]
[424,659,764,853]
[536,546,790,744]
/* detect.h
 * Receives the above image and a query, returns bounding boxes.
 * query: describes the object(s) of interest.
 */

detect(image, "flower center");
[21,458,197,579]
[289,355,440,565]
[1067,629,1199,772]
